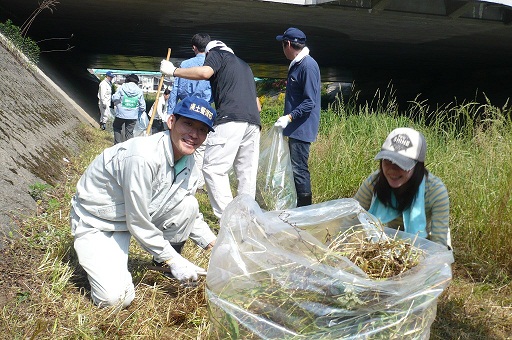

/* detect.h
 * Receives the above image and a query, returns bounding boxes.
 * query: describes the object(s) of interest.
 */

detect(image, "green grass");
[1,91,511,339]
[313,94,512,285]
[0,19,40,63]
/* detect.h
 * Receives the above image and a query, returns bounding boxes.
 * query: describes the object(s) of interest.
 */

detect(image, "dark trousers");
[170,241,186,254]
[113,117,136,144]
[150,119,165,135]
[288,137,312,206]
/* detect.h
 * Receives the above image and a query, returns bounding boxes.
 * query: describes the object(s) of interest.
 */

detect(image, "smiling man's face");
[168,115,208,161]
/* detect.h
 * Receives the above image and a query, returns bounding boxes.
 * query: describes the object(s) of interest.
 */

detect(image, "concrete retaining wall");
[0,33,96,245]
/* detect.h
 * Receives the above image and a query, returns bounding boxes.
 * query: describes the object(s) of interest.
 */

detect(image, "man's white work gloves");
[275,115,292,129]
[160,60,177,76]
[165,254,206,285]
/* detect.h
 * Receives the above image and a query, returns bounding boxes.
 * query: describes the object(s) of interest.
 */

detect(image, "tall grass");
[306,92,512,285]
[0,19,40,63]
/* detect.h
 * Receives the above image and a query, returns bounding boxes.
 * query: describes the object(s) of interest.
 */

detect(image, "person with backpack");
[112,73,146,144]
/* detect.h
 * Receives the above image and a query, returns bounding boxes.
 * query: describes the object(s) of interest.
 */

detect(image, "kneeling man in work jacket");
[70,96,217,308]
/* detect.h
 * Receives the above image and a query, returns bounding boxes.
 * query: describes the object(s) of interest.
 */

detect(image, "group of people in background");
[82,27,451,309]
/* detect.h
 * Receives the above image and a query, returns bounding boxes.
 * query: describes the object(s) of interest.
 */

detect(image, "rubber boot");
[297,193,312,207]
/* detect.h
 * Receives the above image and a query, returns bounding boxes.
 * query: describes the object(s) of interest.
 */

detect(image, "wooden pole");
[146,48,172,136]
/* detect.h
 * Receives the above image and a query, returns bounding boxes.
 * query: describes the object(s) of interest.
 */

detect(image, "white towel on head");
[205,40,234,54]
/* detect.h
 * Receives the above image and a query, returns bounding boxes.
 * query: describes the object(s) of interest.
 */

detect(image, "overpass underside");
[267,0,511,23]
[1,0,511,110]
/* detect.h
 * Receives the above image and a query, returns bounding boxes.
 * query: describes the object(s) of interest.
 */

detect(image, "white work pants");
[71,208,135,309]
[98,103,111,124]
[193,139,207,189]
[71,195,201,308]
[203,121,260,218]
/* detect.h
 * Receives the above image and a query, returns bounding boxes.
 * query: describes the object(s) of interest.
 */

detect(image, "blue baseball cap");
[276,27,306,44]
[173,96,217,132]
[105,71,114,78]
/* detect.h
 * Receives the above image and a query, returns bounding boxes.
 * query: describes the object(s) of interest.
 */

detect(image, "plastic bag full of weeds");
[206,195,454,339]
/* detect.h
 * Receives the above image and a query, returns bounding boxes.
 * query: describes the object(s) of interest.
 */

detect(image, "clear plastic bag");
[255,127,296,211]
[206,195,454,339]
[133,113,149,137]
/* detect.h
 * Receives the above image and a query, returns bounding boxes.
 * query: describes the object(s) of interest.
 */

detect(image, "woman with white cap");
[354,127,451,249]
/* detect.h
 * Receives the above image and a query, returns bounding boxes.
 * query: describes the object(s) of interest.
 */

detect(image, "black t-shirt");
[204,49,260,127]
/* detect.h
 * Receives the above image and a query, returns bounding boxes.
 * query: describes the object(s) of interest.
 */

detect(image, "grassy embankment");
[1,89,511,339]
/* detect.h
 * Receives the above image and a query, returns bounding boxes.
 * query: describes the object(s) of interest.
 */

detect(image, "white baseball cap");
[375,127,426,171]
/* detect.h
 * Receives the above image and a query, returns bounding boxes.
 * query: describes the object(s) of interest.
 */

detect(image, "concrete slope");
[0,33,96,246]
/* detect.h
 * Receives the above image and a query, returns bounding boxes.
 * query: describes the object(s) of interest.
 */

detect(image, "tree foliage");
[0,19,40,63]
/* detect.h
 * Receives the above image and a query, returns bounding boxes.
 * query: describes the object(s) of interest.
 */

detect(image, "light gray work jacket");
[71,131,216,262]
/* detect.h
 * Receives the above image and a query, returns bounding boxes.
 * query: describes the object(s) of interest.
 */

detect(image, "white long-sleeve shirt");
[71,132,216,262]
[97,78,112,108]
[149,94,169,122]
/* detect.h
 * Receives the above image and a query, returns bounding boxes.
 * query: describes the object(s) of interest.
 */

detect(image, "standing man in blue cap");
[275,27,321,207]
[97,70,114,130]
[70,96,218,309]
